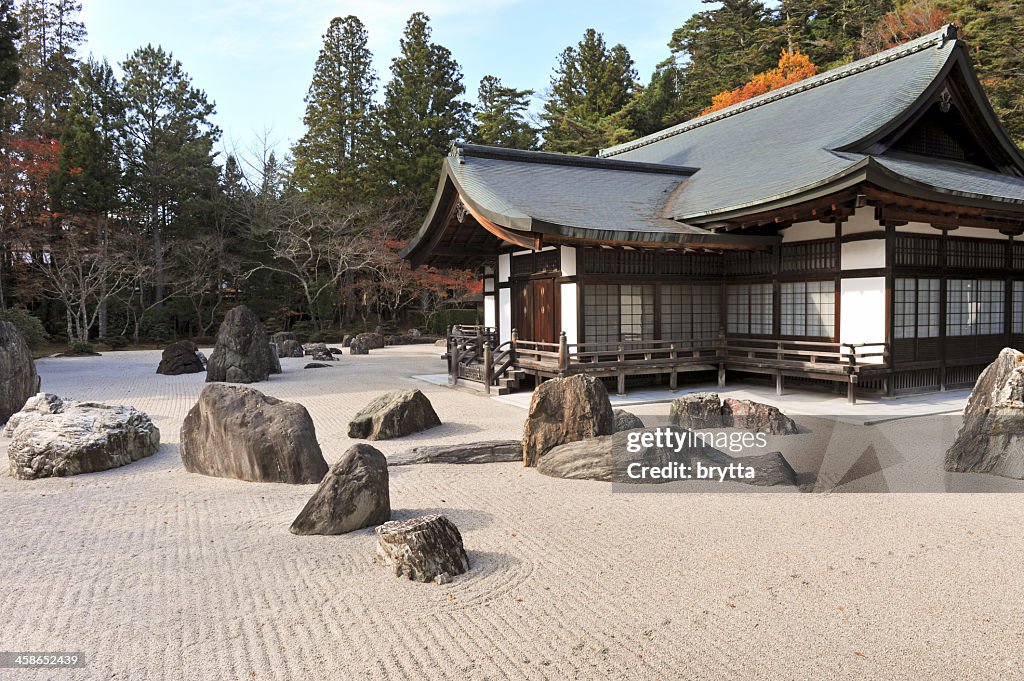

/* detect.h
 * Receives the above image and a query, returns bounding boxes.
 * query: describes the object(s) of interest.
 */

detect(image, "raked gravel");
[1,345,1022,680]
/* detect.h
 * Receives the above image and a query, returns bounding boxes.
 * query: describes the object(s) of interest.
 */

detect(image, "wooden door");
[513,278,558,343]
[531,278,556,344]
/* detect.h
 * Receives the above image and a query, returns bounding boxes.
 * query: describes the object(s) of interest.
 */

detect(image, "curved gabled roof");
[601,24,1024,222]
[401,144,778,267]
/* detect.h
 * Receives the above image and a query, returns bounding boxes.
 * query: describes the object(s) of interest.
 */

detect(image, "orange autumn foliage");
[702,50,818,115]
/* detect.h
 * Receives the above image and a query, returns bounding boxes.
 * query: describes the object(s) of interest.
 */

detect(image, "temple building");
[401,25,1024,402]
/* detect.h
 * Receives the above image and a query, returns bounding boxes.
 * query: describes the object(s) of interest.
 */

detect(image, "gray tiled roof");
[871,154,1024,205]
[405,25,1024,265]
[601,27,971,219]
[446,146,707,239]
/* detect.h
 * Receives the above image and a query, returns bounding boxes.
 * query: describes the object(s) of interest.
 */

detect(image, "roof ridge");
[601,24,958,158]
[452,142,698,176]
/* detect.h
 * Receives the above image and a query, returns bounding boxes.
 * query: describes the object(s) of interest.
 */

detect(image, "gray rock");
[348,389,441,441]
[206,306,278,384]
[613,408,644,432]
[290,444,390,535]
[301,342,335,361]
[0,321,40,423]
[946,348,1024,478]
[434,339,448,347]
[721,398,799,435]
[355,332,385,350]
[269,344,282,375]
[376,514,469,583]
[537,427,796,486]
[408,328,421,337]
[6,393,160,479]
[180,383,328,483]
[304,362,331,369]
[329,347,343,355]
[271,331,297,345]
[280,339,304,358]
[669,392,724,429]
[522,374,614,467]
[342,335,353,348]
[156,340,205,375]
[349,339,369,355]
[389,440,522,466]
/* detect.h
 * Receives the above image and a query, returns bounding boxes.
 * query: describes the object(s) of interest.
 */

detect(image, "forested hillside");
[0,0,1019,348]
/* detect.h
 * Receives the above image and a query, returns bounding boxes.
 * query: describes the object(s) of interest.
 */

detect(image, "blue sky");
[80,0,703,160]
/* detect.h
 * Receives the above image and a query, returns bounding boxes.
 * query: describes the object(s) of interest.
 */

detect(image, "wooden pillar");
[669,342,678,390]
[558,331,568,377]
[483,343,492,395]
[776,371,784,396]
[717,328,727,387]
[617,342,626,395]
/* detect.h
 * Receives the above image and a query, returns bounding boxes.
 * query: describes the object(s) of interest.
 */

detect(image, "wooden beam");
[460,200,542,250]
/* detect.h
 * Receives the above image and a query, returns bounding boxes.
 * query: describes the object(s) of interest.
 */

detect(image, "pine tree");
[541,29,637,155]
[119,44,220,306]
[470,75,537,149]
[50,58,123,215]
[292,15,377,205]
[665,0,782,122]
[0,0,19,126]
[14,0,86,137]
[377,12,470,213]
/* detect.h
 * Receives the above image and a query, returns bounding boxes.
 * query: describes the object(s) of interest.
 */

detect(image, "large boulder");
[156,340,205,375]
[302,342,335,361]
[0,320,40,423]
[355,332,385,350]
[522,375,614,467]
[6,394,160,479]
[376,514,469,584]
[279,339,304,358]
[722,398,798,435]
[537,427,796,487]
[613,409,644,432]
[349,339,369,355]
[206,306,278,384]
[271,331,297,345]
[342,335,353,348]
[180,384,328,483]
[946,348,1024,478]
[347,389,441,441]
[669,392,724,429]
[290,444,390,535]
[669,394,797,435]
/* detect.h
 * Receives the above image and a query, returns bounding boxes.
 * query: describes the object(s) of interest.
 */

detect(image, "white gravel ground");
[1,345,1022,680]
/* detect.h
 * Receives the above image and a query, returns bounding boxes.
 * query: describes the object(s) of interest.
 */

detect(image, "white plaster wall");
[560,283,578,345]
[498,289,511,344]
[781,221,834,242]
[841,239,885,271]
[560,246,577,276]
[840,277,886,363]
[497,254,510,283]
[842,207,880,235]
[483,295,496,328]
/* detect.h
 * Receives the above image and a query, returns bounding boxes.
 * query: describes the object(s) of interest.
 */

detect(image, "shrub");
[0,308,48,349]
[67,340,96,355]
[101,335,129,349]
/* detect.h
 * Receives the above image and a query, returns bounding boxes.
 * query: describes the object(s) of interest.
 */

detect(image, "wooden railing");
[446,325,519,393]
[506,330,888,404]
